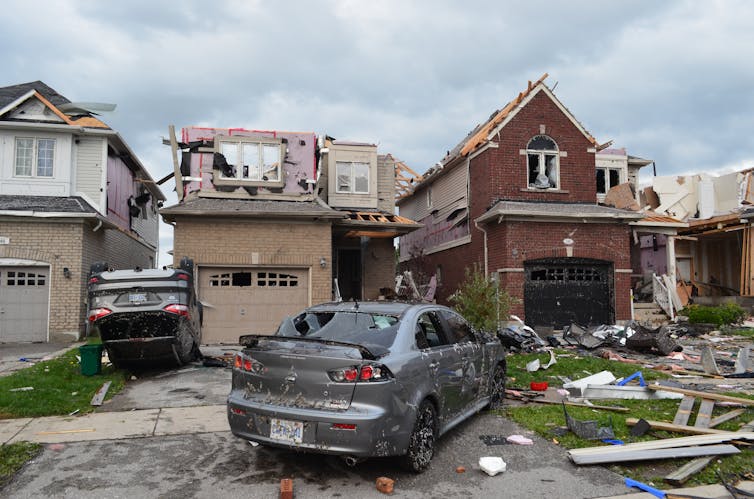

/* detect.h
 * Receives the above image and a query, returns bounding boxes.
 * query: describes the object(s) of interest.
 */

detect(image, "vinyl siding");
[75,137,105,211]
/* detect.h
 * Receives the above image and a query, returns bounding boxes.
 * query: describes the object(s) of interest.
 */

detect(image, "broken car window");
[278,311,400,348]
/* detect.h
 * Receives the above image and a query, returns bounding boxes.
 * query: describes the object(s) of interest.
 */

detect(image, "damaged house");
[397,74,651,330]
[631,170,754,314]
[0,81,164,342]
[160,127,418,343]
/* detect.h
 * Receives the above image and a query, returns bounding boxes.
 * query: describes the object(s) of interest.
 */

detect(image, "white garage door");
[199,267,310,344]
[0,266,49,342]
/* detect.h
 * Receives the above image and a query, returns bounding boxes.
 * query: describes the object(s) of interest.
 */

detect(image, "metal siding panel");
[75,137,104,206]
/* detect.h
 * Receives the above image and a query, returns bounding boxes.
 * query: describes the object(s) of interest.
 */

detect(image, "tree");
[449,265,513,331]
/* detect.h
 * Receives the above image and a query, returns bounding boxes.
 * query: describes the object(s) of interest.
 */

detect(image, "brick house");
[160,128,418,343]
[0,81,164,342]
[397,75,644,329]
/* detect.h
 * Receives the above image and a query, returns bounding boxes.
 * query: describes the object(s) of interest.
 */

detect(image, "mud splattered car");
[87,258,202,367]
[227,301,506,472]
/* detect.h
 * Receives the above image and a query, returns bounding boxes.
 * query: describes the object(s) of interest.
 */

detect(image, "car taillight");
[88,277,99,284]
[328,364,391,383]
[331,423,357,430]
[234,353,265,374]
[163,304,190,318]
[177,273,190,281]
[87,308,112,322]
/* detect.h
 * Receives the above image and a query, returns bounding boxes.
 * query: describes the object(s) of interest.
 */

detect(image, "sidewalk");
[0,404,228,444]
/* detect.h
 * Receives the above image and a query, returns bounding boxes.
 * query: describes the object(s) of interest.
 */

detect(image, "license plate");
[128,293,146,303]
[270,418,303,444]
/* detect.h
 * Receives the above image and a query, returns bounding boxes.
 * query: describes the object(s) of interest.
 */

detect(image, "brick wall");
[0,220,158,341]
[173,218,333,305]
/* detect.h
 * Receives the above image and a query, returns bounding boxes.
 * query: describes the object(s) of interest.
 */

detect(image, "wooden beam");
[673,396,695,426]
[646,385,754,406]
[694,399,715,428]
[664,457,713,486]
[626,418,732,435]
[568,432,754,457]
[168,124,183,202]
[570,444,739,465]
[530,398,629,413]
[709,409,745,428]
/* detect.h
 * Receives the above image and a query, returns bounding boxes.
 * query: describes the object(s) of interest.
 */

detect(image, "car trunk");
[237,339,366,410]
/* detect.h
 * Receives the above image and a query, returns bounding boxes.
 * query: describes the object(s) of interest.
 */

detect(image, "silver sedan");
[227,301,506,472]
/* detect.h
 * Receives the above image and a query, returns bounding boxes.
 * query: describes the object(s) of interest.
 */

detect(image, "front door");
[337,249,362,301]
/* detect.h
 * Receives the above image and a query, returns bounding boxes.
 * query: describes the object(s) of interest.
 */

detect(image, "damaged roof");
[476,200,645,224]
[160,197,345,221]
[0,80,110,129]
[335,210,421,238]
[0,195,98,214]
[397,73,601,204]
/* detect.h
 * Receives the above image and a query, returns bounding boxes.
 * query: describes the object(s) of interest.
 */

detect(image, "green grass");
[0,347,127,419]
[726,327,754,339]
[0,442,41,487]
[502,350,754,487]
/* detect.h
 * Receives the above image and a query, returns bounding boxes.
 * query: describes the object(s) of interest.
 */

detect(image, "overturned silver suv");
[86,258,202,367]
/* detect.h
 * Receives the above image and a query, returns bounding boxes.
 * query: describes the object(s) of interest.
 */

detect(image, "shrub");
[449,265,513,331]
[679,303,747,326]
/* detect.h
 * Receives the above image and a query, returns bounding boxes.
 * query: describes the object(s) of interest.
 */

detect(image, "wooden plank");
[529,398,629,413]
[568,432,754,457]
[709,409,745,428]
[663,457,713,486]
[674,396,696,425]
[626,418,733,435]
[694,399,715,428]
[168,124,183,202]
[646,385,754,406]
[570,444,739,465]
[90,381,112,407]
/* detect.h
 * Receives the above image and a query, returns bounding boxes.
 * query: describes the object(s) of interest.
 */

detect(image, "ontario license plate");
[270,418,303,444]
[128,293,146,303]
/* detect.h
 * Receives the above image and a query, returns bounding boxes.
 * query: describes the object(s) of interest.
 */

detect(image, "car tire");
[488,361,506,410]
[401,400,436,473]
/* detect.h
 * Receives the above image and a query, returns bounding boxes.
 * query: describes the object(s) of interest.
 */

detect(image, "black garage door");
[524,258,613,328]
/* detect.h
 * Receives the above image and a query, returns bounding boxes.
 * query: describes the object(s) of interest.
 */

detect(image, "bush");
[679,303,747,326]
[449,266,513,331]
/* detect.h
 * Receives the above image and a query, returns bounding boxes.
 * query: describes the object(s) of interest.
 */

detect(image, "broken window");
[596,167,622,194]
[526,135,558,189]
[215,136,283,184]
[210,273,231,287]
[257,272,299,287]
[336,161,369,194]
[15,137,55,177]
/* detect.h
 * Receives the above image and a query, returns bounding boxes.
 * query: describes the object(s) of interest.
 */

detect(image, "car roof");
[306,301,425,316]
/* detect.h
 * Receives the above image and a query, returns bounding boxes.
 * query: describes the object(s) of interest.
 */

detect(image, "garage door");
[199,267,310,344]
[524,258,613,329]
[0,266,49,342]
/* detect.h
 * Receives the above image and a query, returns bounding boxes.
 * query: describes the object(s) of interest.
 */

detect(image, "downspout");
[474,219,489,276]
[92,220,103,232]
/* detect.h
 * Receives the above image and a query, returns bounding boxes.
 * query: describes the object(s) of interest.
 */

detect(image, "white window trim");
[14,137,56,178]
[525,135,560,190]
[213,135,285,188]
[596,166,625,195]
[335,160,370,194]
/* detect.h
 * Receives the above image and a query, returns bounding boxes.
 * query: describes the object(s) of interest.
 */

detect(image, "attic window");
[336,161,369,194]
[15,137,55,178]
[526,135,558,189]
[213,135,285,188]
[596,167,621,194]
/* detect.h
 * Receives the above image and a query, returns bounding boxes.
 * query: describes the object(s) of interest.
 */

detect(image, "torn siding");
[181,127,316,198]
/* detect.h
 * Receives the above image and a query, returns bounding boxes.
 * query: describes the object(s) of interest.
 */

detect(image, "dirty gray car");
[227,301,506,472]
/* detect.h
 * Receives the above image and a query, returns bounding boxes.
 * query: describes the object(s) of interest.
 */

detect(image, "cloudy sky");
[2,0,753,266]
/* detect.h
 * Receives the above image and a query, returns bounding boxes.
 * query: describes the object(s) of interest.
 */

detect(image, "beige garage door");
[199,267,310,344]
[0,266,49,342]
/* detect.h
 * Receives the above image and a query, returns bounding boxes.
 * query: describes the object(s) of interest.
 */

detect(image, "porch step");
[633,302,669,327]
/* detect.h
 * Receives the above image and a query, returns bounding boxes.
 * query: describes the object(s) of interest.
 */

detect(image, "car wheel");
[488,361,506,410]
[401,400,436,473]
[191,341,203,361]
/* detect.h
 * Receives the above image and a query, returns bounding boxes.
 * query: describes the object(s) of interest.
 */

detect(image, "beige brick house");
[0,81,164,342]
[161,128,417,343]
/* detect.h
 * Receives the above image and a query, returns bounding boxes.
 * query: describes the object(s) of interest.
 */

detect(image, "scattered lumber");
[570,444,739,465]
[625,418,733,436]
[709,409,746,428]
[645,385,754,406]
[90,381,112,406]
[530,398,630,413]
[664,457,713,486]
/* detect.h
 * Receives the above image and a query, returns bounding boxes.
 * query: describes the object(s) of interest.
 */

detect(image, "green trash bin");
[80,344,104,376]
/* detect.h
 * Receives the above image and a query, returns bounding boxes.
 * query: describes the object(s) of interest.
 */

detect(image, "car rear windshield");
[278,311,400,348]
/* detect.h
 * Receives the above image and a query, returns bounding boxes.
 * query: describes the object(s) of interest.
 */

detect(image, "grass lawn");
[727,327,754,339]
[503,350,754,487]
[0,442,41,488]
[0,346,127,419]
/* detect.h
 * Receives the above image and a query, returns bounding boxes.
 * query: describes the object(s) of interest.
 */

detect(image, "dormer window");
[336,161,369,194]
[15,137,55,177]
[526,135,558,189]
[213,135,285,187]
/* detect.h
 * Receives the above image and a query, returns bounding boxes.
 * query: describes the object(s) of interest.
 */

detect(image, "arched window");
[526,135,559,189]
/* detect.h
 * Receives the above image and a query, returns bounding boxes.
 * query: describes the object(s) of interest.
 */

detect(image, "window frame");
[335,160,370,194]
[525,135,559,190]
[213,135,285,188]
[14,137,56,178]
[596,166,623,195]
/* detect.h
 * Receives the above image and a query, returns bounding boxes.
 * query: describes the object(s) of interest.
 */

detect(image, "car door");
[415,310,467,422]
[439,309,484,407]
